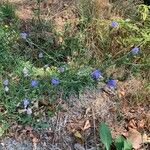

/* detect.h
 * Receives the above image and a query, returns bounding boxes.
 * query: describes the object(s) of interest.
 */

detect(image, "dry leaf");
[85,108,91,114]
[109,107,116,112]
[118,90,125,98]
[32,137,38,143]
[33,100,39,108]
[32,137,38,150]
[39,99,49,106]
[127,128,142,149]
[128,119,137,129]
[74,131,83,139]
[130,109,135,113]
[83,120,91,131]
[137,119,145,129]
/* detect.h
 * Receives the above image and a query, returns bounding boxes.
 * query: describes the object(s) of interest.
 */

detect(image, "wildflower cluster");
[2,26,140,115]
[91,69,117,89]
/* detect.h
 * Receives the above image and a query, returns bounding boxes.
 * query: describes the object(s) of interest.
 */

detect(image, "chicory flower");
[23,98,30,109]
[107,79,117,88]
[3,79,9,86]
[20,32,28,40]
[31,80,39,87]
[111,21,118,28]
[91,69,102,80]
[131,47,140,55]
[51,78,60,86]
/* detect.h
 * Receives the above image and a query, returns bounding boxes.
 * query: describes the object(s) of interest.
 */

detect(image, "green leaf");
[123,139,132,150]
[99,122,112,150]
[115,135,126,150]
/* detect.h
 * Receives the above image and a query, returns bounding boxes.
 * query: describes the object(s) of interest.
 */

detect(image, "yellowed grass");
[92,0,112,18]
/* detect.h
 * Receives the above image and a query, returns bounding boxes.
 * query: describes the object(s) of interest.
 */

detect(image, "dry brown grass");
[92,0,112,19]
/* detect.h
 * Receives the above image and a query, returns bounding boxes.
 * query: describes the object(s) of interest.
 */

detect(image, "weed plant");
[0,0,150,135]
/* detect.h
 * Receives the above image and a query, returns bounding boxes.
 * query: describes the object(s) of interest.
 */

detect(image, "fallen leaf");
[74,131,84,144]
[32,137,38,143]
[109,107,116,112]
[39,99,49,106]
[32,137,38,149]
[130,109,135,113]
[33,100,39,108]
[137,119,145,129]
[118,90,126,98]
[128,119,137,129]
[74,131,83,139]
[83,120,91,131]
[127,128,142,149]
[85,107,91,114]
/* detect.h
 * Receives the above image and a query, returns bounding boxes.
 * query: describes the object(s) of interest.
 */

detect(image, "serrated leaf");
[115,135,126,150]
[99,122,112,150]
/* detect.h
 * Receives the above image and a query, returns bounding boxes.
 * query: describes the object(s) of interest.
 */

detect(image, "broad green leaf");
[99,122,112,150]
[115,135,126,150]
[123,139,132,150]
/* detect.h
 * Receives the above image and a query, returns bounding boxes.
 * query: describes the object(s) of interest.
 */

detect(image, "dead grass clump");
[92,0,112,19]
[118,76,150,104]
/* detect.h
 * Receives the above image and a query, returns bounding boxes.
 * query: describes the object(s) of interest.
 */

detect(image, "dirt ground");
[0,78,150,149]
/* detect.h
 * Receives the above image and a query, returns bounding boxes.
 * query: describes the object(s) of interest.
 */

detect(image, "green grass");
[0,0,150,135]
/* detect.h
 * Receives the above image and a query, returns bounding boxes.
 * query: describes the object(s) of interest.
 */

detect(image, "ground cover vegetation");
[0,0,150,149]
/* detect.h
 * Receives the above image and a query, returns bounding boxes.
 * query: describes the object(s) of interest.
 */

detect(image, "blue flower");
[51,78,60,86]
[91,69,102,80]
[38,52,44,58]
[107,79,117,88]
[20,32,28,39]
[3,79,9,86]
[31,80,39,87]
[131,47,140,55]
[23,98,30,109]
[111,21,118,28]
